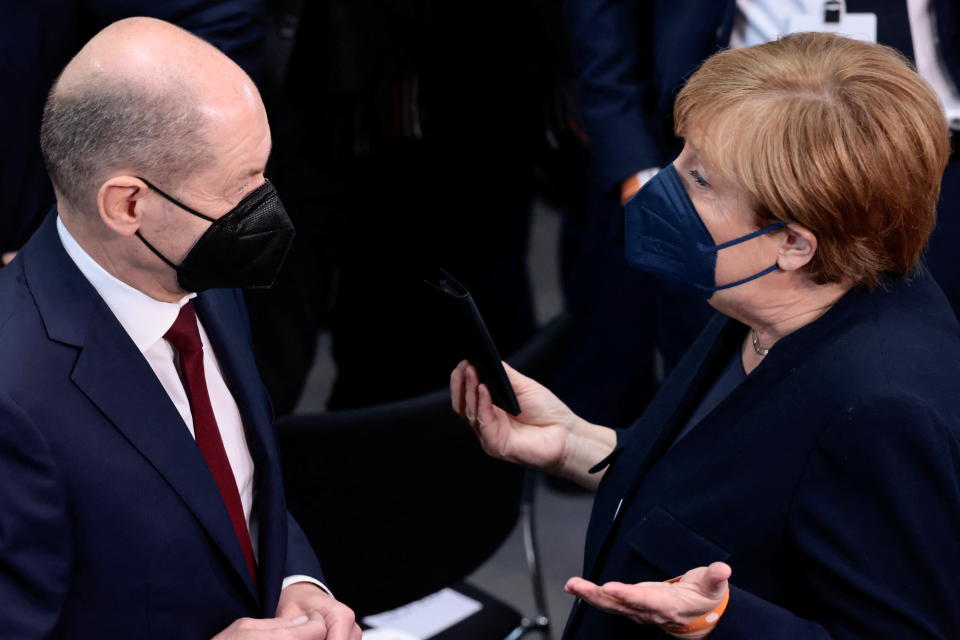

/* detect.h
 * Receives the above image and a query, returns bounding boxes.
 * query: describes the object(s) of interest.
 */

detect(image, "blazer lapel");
[194,290,287,609]
[580,282,869,583]
[581,313,737,579]
[24,214,260,606]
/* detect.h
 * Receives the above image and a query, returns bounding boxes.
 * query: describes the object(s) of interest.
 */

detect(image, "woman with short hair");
[452,32,960,639]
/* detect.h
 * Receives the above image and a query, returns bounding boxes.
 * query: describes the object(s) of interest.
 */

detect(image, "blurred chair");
[278,313,572,639]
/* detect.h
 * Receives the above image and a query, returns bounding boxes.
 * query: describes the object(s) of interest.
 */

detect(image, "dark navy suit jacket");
[566,0,960,192]
[562,269,960,639]
[0,214,323,639]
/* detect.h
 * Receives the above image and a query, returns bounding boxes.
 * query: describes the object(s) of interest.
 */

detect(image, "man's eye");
[689,170,710,187]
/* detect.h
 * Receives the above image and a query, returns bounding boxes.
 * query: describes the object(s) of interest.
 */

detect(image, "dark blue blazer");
[566,0,960,192]
[562,269,960,639]
[0,214,323,639]
[0,0,265,254]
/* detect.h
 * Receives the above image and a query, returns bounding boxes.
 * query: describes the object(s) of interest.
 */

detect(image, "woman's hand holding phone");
[450,360,616,489]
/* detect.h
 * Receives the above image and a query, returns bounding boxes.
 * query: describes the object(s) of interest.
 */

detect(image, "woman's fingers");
[476,382,505,451]
[501,361,530,383]
[449,361,462,415]
[463,364,480,424]
[477,383,498,427]
[566,569,730,629]
[450,360,468,416]
[600,582,677,623]
[502,361,541,395]
[565,578,635,617]
[452,360,513,460]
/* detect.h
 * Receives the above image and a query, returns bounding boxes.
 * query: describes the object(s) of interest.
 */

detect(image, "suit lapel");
[70,311,260,603]
[24,214,260,607]
[193,291,275,468]
[194,291,287,609]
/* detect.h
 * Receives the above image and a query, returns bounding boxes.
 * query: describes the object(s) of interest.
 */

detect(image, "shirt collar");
[56,216,196,353]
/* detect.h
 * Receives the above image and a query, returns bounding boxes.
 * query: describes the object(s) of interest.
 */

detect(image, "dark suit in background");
[559,0,960,428]
[563,268,960,639]
[0,215,323,638]
[0,0,265,255]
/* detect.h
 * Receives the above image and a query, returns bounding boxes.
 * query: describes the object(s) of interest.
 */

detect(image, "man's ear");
[776,223,818,272]
[97,176,150,237]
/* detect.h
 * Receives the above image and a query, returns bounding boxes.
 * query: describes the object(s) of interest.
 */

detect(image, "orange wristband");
[658,576,730,637]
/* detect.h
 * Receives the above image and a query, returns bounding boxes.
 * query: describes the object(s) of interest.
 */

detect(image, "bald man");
[0,17,359,640]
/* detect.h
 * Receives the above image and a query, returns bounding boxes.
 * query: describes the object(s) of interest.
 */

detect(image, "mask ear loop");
[137,177,218,223]
[696,221,787,253]
[135,230,207,286]
[135,230,181,271]
[696,263,781,293]
[134,177,220,274]
[694,220,788,292]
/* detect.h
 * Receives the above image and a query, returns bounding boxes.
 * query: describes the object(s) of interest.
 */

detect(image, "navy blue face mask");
[624,164,786,297]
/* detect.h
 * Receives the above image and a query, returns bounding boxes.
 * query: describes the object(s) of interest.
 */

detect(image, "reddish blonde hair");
[674,32,951,288]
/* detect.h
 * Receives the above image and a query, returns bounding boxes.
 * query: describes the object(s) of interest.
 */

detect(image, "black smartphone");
[424,269,522,416]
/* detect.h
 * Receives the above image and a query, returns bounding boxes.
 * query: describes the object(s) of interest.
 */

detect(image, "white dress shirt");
[730,0,960,130]
[56,217,325,595]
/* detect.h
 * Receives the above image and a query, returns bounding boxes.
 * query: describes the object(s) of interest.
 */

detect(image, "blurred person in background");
[453,33,960,639]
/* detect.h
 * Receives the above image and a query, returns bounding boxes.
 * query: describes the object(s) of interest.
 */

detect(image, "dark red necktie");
[164,301,257,585]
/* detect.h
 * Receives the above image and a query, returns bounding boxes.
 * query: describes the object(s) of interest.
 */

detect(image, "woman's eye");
[689,169,710,187]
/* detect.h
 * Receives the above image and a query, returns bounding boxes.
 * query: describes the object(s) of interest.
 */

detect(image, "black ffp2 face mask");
[135,178,296,292]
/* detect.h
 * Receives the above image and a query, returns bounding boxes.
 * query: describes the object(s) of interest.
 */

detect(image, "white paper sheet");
[362,588,483,639]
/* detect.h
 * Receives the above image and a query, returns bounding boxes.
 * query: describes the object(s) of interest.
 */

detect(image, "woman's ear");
[776,223,818,272]
[97,176,149,237]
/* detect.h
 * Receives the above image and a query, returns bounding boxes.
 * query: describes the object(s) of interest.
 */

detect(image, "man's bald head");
[41,17,262,214]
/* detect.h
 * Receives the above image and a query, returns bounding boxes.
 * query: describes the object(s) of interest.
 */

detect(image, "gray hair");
[40,74,212,212]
